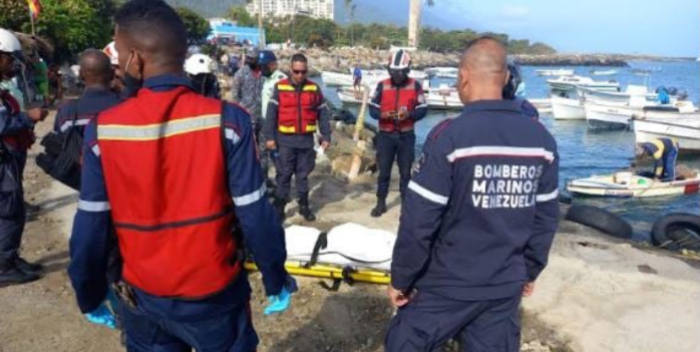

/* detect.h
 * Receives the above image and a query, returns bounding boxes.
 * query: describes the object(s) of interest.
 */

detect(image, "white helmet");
[185,54,213,75]
[389,49,411,70]
[0,28,21,54]
[103,42,119,66]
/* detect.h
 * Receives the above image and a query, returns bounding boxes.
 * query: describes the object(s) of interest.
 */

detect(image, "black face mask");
[262,65,273,77]
[248,62,259,70]
[389,69,408,86]
[123,53,143,97]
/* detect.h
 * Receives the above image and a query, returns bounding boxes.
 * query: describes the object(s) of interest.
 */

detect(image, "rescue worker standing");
[0,28,48,286]
[265,54,331,222]
[636,138,679,181]
[385,37,560,352]
[259,50,287,186]
[53,49,122,135]
[67,2,294,350]
[368,50,428,217]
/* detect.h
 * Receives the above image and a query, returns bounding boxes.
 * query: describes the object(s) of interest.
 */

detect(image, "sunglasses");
[292,69,308,75]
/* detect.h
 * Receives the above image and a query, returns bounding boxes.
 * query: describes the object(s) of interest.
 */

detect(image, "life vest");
[0,89,35,151]
[276,79,321,135]
[96,86,240,298]
[378,78,419,133]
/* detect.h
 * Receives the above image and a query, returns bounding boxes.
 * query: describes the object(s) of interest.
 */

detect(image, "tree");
[176,6,210,43]
[527,42,557,55]
[228,5,256,27]
[408,0,436,47]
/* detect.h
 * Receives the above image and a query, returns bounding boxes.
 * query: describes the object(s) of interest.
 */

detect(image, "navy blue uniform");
[640,138,679,181]
[264,80,331,201]
[386,100,560,352]
[53,87,122,134]
[0,93,35,270]
[68,75,287,351]
[369,80,428,199]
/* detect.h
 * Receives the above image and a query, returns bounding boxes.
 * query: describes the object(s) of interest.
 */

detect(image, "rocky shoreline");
[223,47,688,75]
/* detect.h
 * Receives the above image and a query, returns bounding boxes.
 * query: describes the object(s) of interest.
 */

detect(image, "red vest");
[0,90,34,151]
[378,78,418,133]
[276,79,321,134]
[97,86,240,298]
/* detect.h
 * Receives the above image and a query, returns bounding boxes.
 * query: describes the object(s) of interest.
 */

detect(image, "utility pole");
[407,0,421,47]
[257,0,264,47]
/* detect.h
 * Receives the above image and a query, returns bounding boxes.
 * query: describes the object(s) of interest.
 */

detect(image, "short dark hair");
[291,53,307,64]
[114,0,188,66]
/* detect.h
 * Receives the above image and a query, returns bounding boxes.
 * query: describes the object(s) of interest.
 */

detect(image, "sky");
[336,0,699,57]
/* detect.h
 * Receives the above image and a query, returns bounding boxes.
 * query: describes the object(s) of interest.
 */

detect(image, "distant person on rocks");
[67,1,294,350]
[368,49,428,217]
[385,37,560,352]
[0,28,49,287]
[352,63,362,93]
[636,137,679,181]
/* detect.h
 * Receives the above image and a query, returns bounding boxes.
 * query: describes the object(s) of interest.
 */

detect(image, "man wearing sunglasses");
[265,53,331,222]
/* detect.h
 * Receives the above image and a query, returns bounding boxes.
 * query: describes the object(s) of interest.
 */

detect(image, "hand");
[397,110,408,120]
[264,276,297,316]
[266,140,277,150]
[387,285,414,307]
[522,282,535,297]
[85,303,117,329]
[321,141,330,150]
[26,108,48,122]
[384,111,397,120]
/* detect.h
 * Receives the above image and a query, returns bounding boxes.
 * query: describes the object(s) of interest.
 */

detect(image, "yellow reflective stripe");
[302,85,317,92]
[98,114,220,141]
[306,124,317,132]
[279,125,297,133]
[278,84,295,91]
[651,139,665,160]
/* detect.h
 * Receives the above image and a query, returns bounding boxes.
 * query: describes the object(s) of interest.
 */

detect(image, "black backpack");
[36,101,86,190]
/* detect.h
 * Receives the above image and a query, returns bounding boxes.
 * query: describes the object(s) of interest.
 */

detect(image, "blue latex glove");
[264,276,298,316]
[85,303,117,329]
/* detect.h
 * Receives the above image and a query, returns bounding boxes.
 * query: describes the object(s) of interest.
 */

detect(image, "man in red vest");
[264,53,331,222]
[67,1,294,350]
[368,50,428,217]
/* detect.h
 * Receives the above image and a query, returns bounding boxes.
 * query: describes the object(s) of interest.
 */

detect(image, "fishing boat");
[578,85,655,104]
[321,69,427,87]
[337,84,463,111]
[567,170,700,198]
[547,75,620,92]
[633,116,700,153]
[585,100,697,130]
[551,95,585,120]
[536,69,575,77]
[591,69,618,76]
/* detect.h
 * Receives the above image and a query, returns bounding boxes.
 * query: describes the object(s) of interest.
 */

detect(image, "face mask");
[262,65,273,78]
[122,52,143,97]
[389,70,408,86]
[248,62,259,70]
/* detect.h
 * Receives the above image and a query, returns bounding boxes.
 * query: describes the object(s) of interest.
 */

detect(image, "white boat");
[425,67,458,79]
[567,170,700,198]
[551,95,585,120]
[578,85,656,104]
[337,84,463,110]
[547,75,620,92]
[585,100,698,130]
[591,70,618,76]
[321,69,427,87]
[633,116,700,153]
[536,69,575,77]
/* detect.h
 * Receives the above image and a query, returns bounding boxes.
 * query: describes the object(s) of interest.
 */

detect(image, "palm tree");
[408,0,435,48]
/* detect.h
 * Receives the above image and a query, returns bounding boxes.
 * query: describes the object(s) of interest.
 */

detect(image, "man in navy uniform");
[385,37,560,352]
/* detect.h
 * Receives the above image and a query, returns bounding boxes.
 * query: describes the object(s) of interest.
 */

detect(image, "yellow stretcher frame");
[244,261,391,285]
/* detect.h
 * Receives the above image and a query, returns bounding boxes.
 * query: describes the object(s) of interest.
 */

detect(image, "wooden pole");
[29,8,36,36]
[348,85,370,180]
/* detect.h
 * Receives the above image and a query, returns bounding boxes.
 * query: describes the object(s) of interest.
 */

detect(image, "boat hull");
[585,104,634,130]
[633,117,700,152]
[551,96,585,120]
[567,173,700,198]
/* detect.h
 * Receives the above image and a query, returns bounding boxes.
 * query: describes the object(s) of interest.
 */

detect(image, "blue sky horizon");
[335,0,699,57]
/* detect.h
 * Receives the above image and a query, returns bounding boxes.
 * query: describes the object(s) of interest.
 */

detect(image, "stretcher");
[245,223,395,285]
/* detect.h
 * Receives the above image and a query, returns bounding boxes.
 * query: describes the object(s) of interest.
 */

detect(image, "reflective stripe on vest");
[97,86,240,298]
[276,79,321,135]
[378,78,418,133]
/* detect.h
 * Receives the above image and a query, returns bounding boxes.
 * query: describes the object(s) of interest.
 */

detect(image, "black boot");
[273,197,287,221]
[298,195,316,222]
[0,264,40,288]
[371,197,387,218]
[14,257,43,273]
